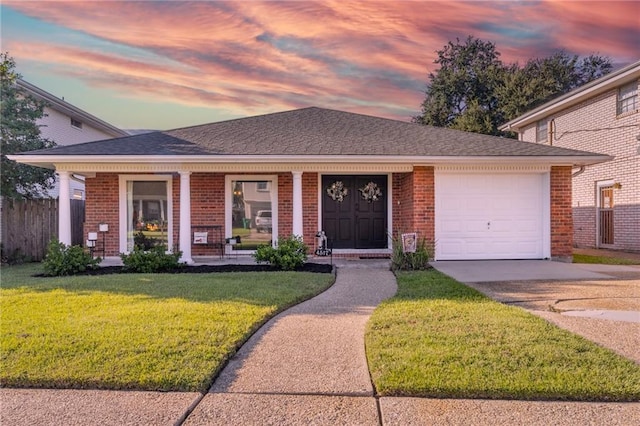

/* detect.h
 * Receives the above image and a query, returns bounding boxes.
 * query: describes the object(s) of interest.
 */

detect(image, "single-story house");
[9,107,611,263]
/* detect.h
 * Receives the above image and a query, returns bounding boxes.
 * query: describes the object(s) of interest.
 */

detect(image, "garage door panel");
[435,171,545,260]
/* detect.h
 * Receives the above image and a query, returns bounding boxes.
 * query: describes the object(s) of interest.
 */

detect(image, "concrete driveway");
[431,260,640,363]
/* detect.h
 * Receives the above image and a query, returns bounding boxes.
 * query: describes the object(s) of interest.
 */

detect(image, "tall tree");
[1,52,56,199]
[414,37,612,137]
[413,36,507,135]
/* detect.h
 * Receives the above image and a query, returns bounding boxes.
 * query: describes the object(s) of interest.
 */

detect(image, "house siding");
[520,79,639,252]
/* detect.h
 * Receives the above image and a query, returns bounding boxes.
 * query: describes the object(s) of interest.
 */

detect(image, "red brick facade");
[84,173,120,256]
[392,167,435,243]
[550,166,574,260]
[86,167,573,260]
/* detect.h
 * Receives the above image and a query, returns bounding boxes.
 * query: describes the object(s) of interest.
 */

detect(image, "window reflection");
[127,181,168,250]
[231,180,272,250]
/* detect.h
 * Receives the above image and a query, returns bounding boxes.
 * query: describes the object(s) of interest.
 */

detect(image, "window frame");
[536,119,548,143]
[617,81,638,115]
[225,174,278,253]
[118,174,173,254]
[70,118,83,130]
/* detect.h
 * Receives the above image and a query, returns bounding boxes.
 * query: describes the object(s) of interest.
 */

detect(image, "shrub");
[120,245,183,273]
[133,231,159,251]
[43,239,101,276]
[390,232,433,271]
[253,235,308,271]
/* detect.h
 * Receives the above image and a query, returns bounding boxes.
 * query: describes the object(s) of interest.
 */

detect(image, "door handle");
[487,221,491,229]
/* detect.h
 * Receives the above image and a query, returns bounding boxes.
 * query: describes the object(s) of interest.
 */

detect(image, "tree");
[1,52,56,199]
[498,53,613,120]
[414,37,613,137]
[413,36,507,135]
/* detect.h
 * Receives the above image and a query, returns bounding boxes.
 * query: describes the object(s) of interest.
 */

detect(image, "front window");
[536,119,548,143]
[227,175,278,252]
[119,176,172,252]
[617,81,638,115]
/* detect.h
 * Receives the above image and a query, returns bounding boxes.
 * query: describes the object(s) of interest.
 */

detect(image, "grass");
[573,253,639,265]
[1,263,333,392]
[365,269,640,401]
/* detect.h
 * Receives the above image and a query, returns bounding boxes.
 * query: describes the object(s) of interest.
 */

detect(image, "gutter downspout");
[572,166,585,178]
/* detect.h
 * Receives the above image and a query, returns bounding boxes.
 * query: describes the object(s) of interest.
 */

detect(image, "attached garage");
[435,168,550,260]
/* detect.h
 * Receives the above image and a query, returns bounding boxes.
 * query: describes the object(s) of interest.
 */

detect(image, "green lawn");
[366,269,640,401]
[1,264,333,392]
[573,253,639,265]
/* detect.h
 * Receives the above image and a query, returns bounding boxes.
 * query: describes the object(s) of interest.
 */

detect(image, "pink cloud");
[5,1,639,127]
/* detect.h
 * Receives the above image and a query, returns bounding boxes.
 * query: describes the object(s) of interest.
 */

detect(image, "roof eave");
[7,154,613,170]
[17,80,129,138]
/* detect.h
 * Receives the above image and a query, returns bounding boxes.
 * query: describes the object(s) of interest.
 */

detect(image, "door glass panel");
[127,181,169,250]
[231,180,272,250]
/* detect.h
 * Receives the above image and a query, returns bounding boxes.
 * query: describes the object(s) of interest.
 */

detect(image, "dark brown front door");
[322,175,387,249]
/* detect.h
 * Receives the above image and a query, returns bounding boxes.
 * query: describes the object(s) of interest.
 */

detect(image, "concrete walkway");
[183,261,397,424]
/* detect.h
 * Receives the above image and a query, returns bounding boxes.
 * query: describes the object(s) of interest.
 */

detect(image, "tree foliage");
[414,36,613,137]
[1,52,56,199]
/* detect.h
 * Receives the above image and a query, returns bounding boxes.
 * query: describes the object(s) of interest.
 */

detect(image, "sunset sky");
[2,1,639,131]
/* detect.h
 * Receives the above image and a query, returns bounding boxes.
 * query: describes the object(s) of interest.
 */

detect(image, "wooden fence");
[1,198,85,261]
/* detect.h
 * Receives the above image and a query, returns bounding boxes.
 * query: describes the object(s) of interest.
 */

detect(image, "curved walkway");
[184,261,397,424]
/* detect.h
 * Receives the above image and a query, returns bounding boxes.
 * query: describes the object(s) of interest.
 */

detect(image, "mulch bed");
[37,262,334,277]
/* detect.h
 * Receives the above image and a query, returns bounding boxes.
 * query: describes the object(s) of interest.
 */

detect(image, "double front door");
[322,175,388,249]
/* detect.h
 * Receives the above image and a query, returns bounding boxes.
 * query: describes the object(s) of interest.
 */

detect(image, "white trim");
[118,174,174,254]
[542,171,551,259]
[8,154,612,172]
[179,172,193,264]
[292,171,303,238]
[58,171,72,245]
[225,174,278,254]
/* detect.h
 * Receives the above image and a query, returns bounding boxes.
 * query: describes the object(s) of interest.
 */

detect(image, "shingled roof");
[20,107,607,159]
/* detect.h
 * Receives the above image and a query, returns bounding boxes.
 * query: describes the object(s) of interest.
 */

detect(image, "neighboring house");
[10,107,610,262]
[501,61,639,252]
[17,79,128,199]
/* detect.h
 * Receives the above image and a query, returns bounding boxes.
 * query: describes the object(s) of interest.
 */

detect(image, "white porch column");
[179,171,193,264]
[292,171,303,238]
[57,171,72,245]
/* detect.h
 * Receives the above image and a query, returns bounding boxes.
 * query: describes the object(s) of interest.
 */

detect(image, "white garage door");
[435,171,547,260]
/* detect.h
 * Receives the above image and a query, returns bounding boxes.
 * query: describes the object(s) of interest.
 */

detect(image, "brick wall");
[84,173,120,256]
[550,166,573,259]
[302,172,319,242]
[189,173,224,255]
[278,173,293,239]
[391,168,435,243]
[412,167,435,242]
[520,79,639,251]
[392,172,413,235]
